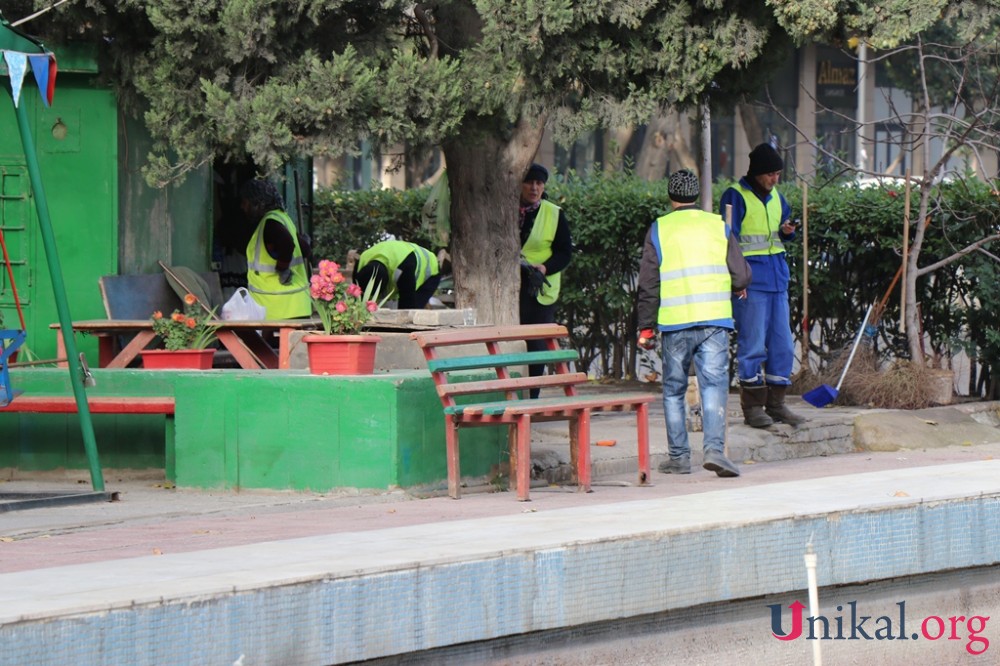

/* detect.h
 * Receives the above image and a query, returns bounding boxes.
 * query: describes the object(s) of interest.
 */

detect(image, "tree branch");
[917,233,1000,276]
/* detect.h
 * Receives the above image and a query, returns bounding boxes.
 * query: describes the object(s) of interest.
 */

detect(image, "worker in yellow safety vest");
[239,179,312,320]
[519,163,573,398]
[354,240,447,309]
[637,169,751,478]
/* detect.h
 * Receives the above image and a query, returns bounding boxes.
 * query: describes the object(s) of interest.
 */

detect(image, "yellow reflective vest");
[520,200,562,305]
[655,208,732,329]
[357,241,438,295]
[246,210,312,320]
[736,185,785,256]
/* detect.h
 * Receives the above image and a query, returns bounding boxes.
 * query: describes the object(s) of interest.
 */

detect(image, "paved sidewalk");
[2,395,1000,665]
[1,395,998,572]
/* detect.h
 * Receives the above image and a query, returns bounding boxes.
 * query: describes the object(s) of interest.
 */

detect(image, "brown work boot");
[740,386,774,428]
[765,384,806,426]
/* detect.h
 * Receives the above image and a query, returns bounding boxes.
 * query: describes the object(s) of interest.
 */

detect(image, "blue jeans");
[660,326,730,458]
[732,289,794,386]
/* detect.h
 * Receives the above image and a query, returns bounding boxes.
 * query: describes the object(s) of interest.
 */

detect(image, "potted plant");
[304,259,381,375]
[142,293,219,369]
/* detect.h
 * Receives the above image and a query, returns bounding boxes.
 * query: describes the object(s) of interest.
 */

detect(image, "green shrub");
[312,176,1000,394]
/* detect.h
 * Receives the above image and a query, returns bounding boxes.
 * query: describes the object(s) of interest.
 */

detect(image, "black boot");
[740,386,774,428]
[765,384,806,426]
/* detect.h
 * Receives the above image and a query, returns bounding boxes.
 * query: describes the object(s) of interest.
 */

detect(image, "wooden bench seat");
[0,395,175,414]
[411,324,655,501]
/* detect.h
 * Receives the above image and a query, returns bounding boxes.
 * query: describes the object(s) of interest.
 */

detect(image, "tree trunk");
[604,126,634,172]
[633,110,697,181]
[737,101,764,148]
[442,118,547,325]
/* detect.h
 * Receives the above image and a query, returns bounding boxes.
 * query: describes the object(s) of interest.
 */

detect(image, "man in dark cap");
[720,143,804,428]
[637,169,751,477]
[519,162,573,398]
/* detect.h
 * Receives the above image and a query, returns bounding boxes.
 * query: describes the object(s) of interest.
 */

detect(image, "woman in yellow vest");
[519,163,573,398]
[354,240,445,309]
[637,169,751,478]
[239,179,312,320]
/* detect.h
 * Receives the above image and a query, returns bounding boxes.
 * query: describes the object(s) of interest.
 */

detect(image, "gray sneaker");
[702,450,740,477]
[658,454,691,474]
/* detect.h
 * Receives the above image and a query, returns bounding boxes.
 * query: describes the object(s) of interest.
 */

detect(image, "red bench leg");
[636,403,651,485]
[515,414,531,501]
[445,418,461,499]
[575,410,592,493]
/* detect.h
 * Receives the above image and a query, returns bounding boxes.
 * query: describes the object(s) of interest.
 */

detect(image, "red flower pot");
[302,334,381,375]
[140,348,216,370]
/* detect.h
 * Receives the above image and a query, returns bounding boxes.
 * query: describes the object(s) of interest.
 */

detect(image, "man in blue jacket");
[720,143,805,428]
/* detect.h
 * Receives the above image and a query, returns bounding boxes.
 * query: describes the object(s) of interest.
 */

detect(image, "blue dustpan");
[803,304,873,408]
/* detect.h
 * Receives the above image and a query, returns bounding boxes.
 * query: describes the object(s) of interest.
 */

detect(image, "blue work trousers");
[732,289,794,386]
[661,326,730,459]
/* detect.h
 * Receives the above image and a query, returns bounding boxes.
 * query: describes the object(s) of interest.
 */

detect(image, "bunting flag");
[3,50,27,107]
[1,17,58,108]
[2,50,57,107]
[27,53,55,106]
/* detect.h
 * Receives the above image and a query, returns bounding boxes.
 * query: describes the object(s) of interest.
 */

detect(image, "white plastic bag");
[221,287,267,321]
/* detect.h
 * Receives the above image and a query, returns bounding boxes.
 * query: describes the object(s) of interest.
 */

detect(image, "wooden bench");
[410,324,655,501]
[0,395,175,414]
[0,395,177,472]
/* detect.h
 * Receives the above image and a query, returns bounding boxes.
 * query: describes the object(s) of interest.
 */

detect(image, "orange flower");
[185,318,197,328]
[184,293,197,305]
[152,311,163,320]
[171,312,185,323]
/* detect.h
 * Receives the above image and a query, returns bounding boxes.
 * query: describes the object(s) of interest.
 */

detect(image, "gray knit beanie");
[668,169,700,203]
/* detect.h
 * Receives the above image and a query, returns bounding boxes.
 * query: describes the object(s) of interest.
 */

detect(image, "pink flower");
[347,283,362,297]
[366,301,378,313]
[336,301,347,313]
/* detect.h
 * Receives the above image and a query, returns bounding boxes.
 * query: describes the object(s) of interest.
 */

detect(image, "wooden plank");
[1,396,175,414]
[427,349,578,373]
[438,373,588,399]
[411,323,568,348]
[444,393,655,417]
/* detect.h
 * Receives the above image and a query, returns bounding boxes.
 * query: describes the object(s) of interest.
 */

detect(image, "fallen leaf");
[386,508,396,514]
[152,548,163,555]
[522,508,537,513]
[0,537,14,542]
[892,490,910,497]
[922,419,938,426]
[742,460,756,465]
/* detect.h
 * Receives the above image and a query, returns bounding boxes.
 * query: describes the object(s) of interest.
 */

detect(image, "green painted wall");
[118,113,213,275]
[0,369,505,492]
[172,370,505,492]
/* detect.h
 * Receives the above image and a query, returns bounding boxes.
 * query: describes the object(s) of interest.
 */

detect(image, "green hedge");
[312,175,1000,396]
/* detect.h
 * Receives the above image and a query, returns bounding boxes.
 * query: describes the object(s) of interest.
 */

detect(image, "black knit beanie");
[747,143,783,177]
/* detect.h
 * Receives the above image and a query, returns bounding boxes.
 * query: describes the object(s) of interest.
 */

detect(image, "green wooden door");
[0,79,118,362]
